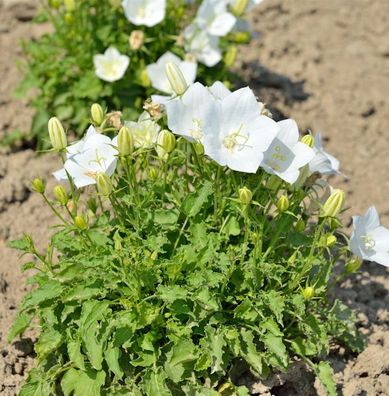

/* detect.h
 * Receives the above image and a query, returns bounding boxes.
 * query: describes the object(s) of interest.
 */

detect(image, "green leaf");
[315,361,336,396]
[20,279,64,311]
[73,369,106,396]
[240,329,263,376]
[105,346,123,378]
[203,326,226,374]
[263,332,288,368]
[61,368,80,396]
[35,328,63,359]
[169,338,197,366]
[142,370,171,396]
[181,180,213,217]
[7,312,33,342]
[157,285,188,303]
[67,339,86,370]
[153,209,179,225]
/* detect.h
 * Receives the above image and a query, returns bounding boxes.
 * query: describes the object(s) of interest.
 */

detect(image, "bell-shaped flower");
[195,0,236,37]
[165,82,217,143]
[204,87,279,173]
[146,52,197,95]
[261,119,315,184]
[309,134,342,176]
[184,25,222,67]
[57,132,118,189]
[94,47,130,82]
[350,206,389,266]
[121,0,166,27]
[124,112,160,149]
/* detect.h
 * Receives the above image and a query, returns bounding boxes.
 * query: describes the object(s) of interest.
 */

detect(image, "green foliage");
[14,0,243,148]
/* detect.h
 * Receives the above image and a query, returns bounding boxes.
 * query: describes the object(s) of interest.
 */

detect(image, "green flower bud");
[147,167,158,181]
[48,117,67,151]
[96,173,113,197]
[302,286,315,300]
[193,142,204,155]
[117,126,134,156]
[32,177,45,194]
[295,219,306,232]
[345,257,362,274]
[90,103,104,126]
[49,0,61,8]
[326,235,337,247]
[64,12,74,24]
[239,187,253,205]
[224,46,237,67]
[301,134,314,148]
[139,69,151,87]
[320,189,345,218]
[54,185,68,205]
[74,215,88,230]
[64,0,75,12]
[232,31,251,44]
[276,195,289,213]
[165,62,188,96]
[231,0,249,16]
[157,130,176,159]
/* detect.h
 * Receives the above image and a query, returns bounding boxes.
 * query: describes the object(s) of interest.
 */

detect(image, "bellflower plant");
[12,0,260,148]
[10,76,384,395]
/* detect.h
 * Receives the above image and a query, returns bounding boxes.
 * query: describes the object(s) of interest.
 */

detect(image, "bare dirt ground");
[0,0,388,394]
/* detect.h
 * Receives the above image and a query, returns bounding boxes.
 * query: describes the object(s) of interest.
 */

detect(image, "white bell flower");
[350,206,389,267]
[208,81,232,100]
[204,87,279,173]
[146,52,197,95]
[93,47,130,82]
[165,82,217,143]
[184,24,222,67]
[124,112,160,149]
[309,134,342,176]
[121,0,166,27]
[195,0,236,37]
[261,119,315,184]
[54,129,118,189]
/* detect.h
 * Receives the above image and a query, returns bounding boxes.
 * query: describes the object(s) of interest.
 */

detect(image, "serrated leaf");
[263,332,288,368]
[61,368,80,396]
[204,326,226,374]
[157,285,188,303]
[20,279,64,311]
[73,369,106,396]
[315,361,336,396]
[169,338,197,366]
[35,328,63,359]
[7,312,33,342]
[67,339,86,370]
[181,180,213,217]
[105,345,123,378]
[142,370,171,396]
[240,329,263,376]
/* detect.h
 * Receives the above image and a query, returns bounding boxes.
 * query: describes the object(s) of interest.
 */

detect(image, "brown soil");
[0,0,388,395]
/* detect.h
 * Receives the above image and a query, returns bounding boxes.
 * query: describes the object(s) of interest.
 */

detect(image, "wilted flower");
[122,0,166,27]
[184,25,222,67]
[350,206,389,266]
[146,52,197,96]
[129,30,144,50]
[204,87,278,173]
[195,0,236,37]
[124,112,160,149]
[309,134,342,176]
[261,119,315,184]
[94,47,130,82]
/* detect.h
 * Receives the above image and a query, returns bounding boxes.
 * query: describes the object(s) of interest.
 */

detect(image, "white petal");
[208,81,231,100]
[208,12,236,36]
[64,159,96,188]
[370,226,389,251]
[53,168,68,182]
[290,141,315,170]
[277,119,299,147]
[369,251,389,267]
[364,206,380,230]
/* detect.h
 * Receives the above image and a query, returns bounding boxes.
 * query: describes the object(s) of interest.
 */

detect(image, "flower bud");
[165,62,188,96]
[90,103,104,126]
[302,286,315,300]
[74,215,88,230]
[139,69,151,87]
[129,30,144,51]
[117,126,134,156]
[147,167,158,181]
[239,187,253,205]
[345,257,362,274]
[326,235,337,247]
[301,134,314,148]
[157,129,176,159]
[276,195,289,213]
[54,185,68,205]
[48,117,67,151]
[64,12,74,24]
[96,173,113,196]
[64,0,75,12]
[231,0,249,16]
[295,219,306,232]
[49,0,61,8]
[193,142,204,155]
[320,189,345,218]
[224,46,237,67]
[32,177,45,194]
[232,31,251,44]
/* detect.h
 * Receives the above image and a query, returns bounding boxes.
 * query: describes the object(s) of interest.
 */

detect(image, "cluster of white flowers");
[94,0,264,82]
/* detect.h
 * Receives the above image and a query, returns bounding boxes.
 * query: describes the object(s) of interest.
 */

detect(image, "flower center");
[361,235,375,251]
[190,118,204,141]
[137,6,146,18]
[102,61,120,78]
[88,150,107,168]
[222,125,248,153]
